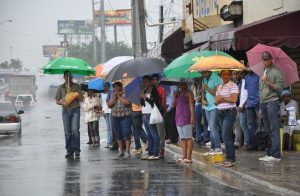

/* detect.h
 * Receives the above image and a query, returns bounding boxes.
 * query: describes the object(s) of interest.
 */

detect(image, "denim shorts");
[112,116,132,140]
[177,124,193,140]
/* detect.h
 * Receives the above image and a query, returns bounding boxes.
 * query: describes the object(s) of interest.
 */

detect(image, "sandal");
[223,161,235,168]
[183,159,193,164]
[176,158,185,163]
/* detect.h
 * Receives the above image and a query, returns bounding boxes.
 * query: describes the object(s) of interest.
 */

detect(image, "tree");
[67,40,133,66]
[9,58,23,70]
[0,61,9,69]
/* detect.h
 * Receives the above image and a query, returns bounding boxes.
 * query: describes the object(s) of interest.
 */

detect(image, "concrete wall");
[243,0,300,24]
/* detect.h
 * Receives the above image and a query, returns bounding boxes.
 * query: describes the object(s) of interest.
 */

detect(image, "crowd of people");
[55,51,299,168]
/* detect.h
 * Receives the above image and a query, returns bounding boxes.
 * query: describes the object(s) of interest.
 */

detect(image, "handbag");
[149,103,164,124]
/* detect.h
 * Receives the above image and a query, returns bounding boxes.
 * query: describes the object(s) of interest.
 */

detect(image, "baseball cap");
[281,90,292,97]
[262,51,272,60]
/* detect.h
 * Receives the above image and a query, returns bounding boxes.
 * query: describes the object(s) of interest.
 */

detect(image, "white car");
[15,94,35,109]
[0,101,24,135]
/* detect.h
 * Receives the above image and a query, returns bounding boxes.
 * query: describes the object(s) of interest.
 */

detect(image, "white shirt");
[101,93,111,114]
[83,96,101,123]
[239,79,248,107]
[142,94,152,114]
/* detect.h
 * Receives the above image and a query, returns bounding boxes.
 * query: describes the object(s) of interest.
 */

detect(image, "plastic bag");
[65,92,79,106]
[149,103,164,124]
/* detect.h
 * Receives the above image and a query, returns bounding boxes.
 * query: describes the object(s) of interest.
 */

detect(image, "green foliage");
[0,59,23,70]
[67,40,132,66]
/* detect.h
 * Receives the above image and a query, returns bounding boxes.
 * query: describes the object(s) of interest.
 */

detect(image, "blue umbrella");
[125,77,141,105]
[88,78,104,92]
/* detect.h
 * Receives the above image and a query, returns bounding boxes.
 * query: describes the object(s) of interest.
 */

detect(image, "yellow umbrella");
[189,55,245,72]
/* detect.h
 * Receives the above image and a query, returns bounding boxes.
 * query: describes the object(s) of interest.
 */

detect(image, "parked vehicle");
[0,101,24,135]
[5,75,37,102]
[48,83,59,100]
[15,94,35,110]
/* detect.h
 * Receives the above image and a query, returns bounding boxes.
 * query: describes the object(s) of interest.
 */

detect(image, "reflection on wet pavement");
[0,75,249,196]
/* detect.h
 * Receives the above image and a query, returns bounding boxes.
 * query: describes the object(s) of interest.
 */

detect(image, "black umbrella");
[105,58,167,82]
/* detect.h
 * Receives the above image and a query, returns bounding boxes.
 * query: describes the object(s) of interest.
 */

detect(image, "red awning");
[210,10,300,50]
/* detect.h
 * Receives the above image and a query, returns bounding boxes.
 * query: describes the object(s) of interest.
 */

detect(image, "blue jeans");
[260,100,281,158]
[247,106,260,148]
[62,108,80,153]
[112,116,132,140]
[202,108,210,142]
[219,108,237,162]
[205,109,221,149]
[195,104,203,142]
[143,114,160,156]
[132,111,147,149]
[239,111,249,146]
[105,113,112,145]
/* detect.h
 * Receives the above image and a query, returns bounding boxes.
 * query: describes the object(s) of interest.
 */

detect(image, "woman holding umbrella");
[107,81,132,157]
[215,70,239,167]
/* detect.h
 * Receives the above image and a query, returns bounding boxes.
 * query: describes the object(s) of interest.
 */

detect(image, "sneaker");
[65,152,74,159]
[264,156,281,162]
[214,148,223,155]
[259,156,270,161]
[141,154,150,160]
[75,151,80,157]
[94,142,100,147]
[165,139,171,144]
[205,142,211,146]
[204,149,214,156]
[133,148,142,154]
[127,152,131,158]
[147,156,160,160]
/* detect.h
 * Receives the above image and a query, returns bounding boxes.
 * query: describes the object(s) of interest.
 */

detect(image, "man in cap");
[279,90,299,123]
[259,51,284,162]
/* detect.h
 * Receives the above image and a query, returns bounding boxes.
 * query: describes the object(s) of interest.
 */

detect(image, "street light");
[0,19,13,26]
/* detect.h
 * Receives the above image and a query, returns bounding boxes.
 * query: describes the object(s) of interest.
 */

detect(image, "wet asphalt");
[0,75,251,196]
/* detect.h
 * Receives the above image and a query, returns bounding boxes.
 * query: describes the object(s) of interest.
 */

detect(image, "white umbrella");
[102,56,133,75]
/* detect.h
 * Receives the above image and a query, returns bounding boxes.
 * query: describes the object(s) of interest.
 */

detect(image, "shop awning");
[210,10,300,50]
[147,27,184,63]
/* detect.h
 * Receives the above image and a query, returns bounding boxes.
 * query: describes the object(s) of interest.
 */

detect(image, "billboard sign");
[43,45,60,57]
[57,20,93,35]
[94,9,131,26]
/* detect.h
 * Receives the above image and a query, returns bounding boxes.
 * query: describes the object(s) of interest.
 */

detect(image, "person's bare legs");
[181,139,187,159]
[117,140,124,156]
[186,138,193,161]
[125,139,131,156]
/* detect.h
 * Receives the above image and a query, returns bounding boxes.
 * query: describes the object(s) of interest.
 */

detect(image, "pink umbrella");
[246,43,298,87]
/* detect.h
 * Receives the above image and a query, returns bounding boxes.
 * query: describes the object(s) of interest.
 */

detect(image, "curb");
[165,144,300,196]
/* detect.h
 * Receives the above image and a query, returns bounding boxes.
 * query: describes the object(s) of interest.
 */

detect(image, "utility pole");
[100,0,106,63]
[137,0,147,57]
[114,25,117,48]
[131,0,137,57]
[92,0,98,66]
[159,5,164,43]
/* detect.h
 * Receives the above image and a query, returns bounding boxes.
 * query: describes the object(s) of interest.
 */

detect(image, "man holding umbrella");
[259,51,284,162]
[56,71,84,158]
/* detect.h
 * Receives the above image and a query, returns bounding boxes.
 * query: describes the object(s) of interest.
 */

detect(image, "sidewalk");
[165,143,300,196]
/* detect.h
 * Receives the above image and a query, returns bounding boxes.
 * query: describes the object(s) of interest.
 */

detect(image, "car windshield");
[0,103,15,113]
[17,96,32,102]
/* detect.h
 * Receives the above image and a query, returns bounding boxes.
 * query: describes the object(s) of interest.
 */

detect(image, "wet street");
[0,75,249,196]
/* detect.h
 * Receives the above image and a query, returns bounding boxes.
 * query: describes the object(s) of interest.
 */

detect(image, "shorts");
[176,124,193,140]
[112,116,132,140]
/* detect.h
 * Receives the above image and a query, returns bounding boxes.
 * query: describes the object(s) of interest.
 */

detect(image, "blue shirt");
[202,72,222,111]
[244,72,259,108]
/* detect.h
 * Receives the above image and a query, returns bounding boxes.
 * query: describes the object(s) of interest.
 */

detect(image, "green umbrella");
[43,57,95,76]
[163,50,233,78]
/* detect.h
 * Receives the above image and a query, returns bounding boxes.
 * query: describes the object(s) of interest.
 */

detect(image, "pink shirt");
[216,81,238,110]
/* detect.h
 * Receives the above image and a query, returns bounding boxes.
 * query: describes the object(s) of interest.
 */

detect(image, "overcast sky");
[0,0,182,70]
